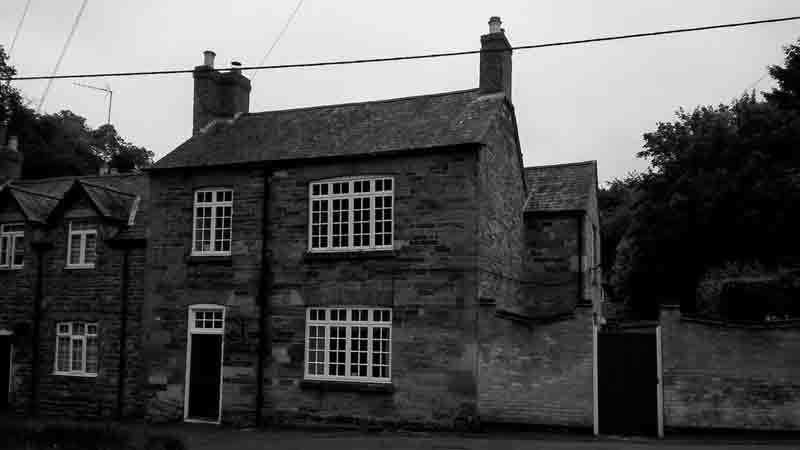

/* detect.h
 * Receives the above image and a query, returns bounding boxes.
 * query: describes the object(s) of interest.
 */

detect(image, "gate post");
[657,325,664,438]
[592,322,599,436]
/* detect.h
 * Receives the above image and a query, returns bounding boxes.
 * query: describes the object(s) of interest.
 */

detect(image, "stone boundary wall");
[661,307,800,430]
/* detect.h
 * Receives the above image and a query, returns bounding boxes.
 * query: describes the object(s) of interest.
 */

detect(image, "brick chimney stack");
[192,50,252,135]
[479,16,512,101]
[0,135,23,183]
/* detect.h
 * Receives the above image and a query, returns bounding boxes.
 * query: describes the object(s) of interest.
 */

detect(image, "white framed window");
[192,189,233,256]
[66,221,97,269]
[308,177,394,252]
[304,306,392,383]
[55,321,99,377]
[0,223,25,269]
[189,307,225,334]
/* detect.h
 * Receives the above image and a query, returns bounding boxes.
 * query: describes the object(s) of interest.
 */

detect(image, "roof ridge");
[79,179,138,197]
[525,160,596,170]
[247,88,480,117]
[14,172,143,185]
[9,185,62,200]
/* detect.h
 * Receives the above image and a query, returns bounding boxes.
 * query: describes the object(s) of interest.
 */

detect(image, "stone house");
[0,165,147,418]
[0,17,603,429]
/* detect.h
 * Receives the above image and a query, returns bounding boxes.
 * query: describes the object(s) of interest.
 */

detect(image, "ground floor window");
[305,307,391,383]
[55,322,98,376]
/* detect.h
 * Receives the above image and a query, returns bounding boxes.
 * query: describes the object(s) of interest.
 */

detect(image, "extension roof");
[153,89,509,170]
[523,161,597,213]
[0,173,147,239]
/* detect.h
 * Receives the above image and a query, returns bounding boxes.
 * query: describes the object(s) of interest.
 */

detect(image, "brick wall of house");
[0,191,147,418]
[0,203,35,414]
[265,149,482,428]
[522,215,581,316]
[477,304,594,428]
[144,167,265,425]
[661,307,800,430]
[476,102,526,315]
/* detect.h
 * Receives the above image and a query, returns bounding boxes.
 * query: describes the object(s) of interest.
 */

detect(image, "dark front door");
[597,329,658,436]
[0,336,9,411]
[187,334,222,421]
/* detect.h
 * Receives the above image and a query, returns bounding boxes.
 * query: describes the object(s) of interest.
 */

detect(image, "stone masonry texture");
[661,307,800,430]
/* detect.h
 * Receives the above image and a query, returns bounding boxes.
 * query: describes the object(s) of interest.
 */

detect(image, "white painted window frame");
[65,221,97,269]
[191,189,234,257]
[304,306,392,384]
[54,321,99,377]
[0,223,24,270]
[308,176,394,253]
[184,304,226,424]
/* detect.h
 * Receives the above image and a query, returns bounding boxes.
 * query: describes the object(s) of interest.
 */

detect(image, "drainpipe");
[256,165,272,426]
[116,247,131,419]
[30,242,50,417]
[578,214,585,305]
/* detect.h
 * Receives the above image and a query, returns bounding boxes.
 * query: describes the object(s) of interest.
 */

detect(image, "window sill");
[300,378,394,394]
[54,371,98,378]
[187,255,233,266]
[304,249,396,262]
[64,264,95,270]
[0,266,23,271]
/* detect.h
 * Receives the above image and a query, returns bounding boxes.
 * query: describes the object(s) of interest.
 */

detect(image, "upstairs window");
[305,307,392,383]
[66,221,97,269]
[309,177,394,252]
[192,189,233,256]
[55,321,99,377]
[0,223,24,269]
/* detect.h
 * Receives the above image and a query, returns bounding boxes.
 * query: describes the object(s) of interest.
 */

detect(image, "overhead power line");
[251,0,305,82]
[7,15,800,82]
[37,0,89,112]
[8,0,33,58]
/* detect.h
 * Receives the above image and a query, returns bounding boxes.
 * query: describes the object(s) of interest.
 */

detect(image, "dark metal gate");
[597,326,660,436]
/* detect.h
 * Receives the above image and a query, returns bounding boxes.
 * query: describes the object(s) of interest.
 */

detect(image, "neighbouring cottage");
[0,17,608,430]
[0,154,147,418]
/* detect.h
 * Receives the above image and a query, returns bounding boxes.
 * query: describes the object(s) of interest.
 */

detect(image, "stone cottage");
[0,151,147,418]
[0,17,603,429]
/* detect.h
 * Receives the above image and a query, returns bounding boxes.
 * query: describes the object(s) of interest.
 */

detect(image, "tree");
[765,38,800,111]
[1,45,153,178]
[614,92,800,315]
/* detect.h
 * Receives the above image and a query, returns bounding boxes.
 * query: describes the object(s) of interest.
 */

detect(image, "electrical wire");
[251,0,305,82]
[36,0,88,112]
[7,14,800,82]
[8,0,33,58]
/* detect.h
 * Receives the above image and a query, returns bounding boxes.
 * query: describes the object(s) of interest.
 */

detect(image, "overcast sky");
[2,1,798,183]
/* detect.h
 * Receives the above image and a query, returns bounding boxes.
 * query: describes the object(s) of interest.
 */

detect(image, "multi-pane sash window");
[0,223,24,269]
[66,221,97,268]
[55,321,99,376]
[193,189,233,255]
[305,307,392,383]
[309,177,393,252]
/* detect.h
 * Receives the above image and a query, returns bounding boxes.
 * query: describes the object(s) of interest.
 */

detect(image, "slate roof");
[2,173,147,239]
[523,161,597,212]
[153,89,508,170]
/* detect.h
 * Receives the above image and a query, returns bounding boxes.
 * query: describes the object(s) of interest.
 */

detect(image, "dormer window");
[192,188,233,256]
[0,223,25,269]
[66,220,97,269]
[308,177,394,252]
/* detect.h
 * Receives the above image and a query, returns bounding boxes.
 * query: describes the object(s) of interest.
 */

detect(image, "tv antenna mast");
[73,82,113,125]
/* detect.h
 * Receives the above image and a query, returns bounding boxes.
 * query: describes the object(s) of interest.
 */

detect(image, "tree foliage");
[605,38,800,317]
[0,45,153,179]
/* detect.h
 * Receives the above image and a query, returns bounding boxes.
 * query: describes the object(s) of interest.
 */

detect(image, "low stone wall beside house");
[661,307,800,430]
[477,304,594,428]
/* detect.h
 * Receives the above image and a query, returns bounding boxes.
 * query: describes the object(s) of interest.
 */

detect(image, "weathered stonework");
[144,166,264,425]
[661,308,800,430]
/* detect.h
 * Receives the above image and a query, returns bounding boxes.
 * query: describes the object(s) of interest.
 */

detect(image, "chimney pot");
[231,61,242,74]
[7,136,18,152]
[488,16,502,34]
[203,50,216,68]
